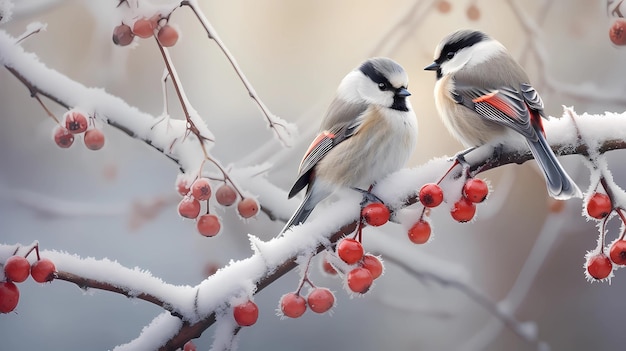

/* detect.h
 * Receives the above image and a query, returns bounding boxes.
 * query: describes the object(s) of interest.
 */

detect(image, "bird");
[424,29,581,200]
[281,57,418,233]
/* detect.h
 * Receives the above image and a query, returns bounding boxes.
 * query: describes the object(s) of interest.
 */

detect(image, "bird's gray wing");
[288,99,368,199]
[451,80,543,140]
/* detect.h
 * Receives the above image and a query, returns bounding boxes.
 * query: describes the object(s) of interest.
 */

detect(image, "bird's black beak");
[396,87,411,97]
[424,62,439,71]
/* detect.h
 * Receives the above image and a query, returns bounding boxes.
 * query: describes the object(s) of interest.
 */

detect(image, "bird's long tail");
[280,191,316,235]
[526,124,582,200]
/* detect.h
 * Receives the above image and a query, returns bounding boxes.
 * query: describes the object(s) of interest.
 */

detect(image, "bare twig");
[180,0,295,147]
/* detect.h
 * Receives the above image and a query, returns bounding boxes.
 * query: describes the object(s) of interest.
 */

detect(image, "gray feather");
[526,123,582,200]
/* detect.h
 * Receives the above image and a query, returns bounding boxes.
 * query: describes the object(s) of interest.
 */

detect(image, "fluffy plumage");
[282,57,418,233]
[425,30,581,200]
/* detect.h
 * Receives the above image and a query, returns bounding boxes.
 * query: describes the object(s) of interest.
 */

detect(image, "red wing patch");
[302,131,335,164]
[472,91,518,120]
[529,108,546,137]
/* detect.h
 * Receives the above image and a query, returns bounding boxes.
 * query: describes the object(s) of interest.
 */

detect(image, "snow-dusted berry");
[237,198,259,218]
[306,287,334,313]
[197,214,221,237]
[53,126,74,148]
[321,257,337,275]
[84,129,105,150]
[132,18,155,38]
[31,258,56,283]
[0,281,19,313]
[419,183,444,208]
[450,198,476,222]
[337,238,364,265]
[280,292,307,318]
[586,193,611,219]
[347,267,373,294]
[233,300,259,327]
[191,178,212,201]
[408,220,431,244]
[360,254,383,279]
[178,197,201,219]
[610,18,626,46]
[361,203,390,227]
[586,253,612,280]
[64,111,88,134]
[4,256,30,283]
[216,184,237,206]
[463,178,489,203]
[157,25,179,47]
[112,24,134,46]
[609,240,626,265]
[183,341,197,351]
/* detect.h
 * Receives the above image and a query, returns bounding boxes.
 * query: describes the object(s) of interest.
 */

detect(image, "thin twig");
[180,0,293,147]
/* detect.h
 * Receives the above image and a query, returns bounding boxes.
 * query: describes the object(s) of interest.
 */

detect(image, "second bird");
[425,29,581,200]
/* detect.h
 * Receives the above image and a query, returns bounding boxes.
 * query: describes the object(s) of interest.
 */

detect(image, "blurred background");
[1,0,626,350]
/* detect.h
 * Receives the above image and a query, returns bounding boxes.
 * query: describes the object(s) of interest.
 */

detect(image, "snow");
[0,0,13,24]
[113,312,183,351]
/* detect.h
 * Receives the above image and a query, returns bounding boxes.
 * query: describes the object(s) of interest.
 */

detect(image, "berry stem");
[294,255,315,295]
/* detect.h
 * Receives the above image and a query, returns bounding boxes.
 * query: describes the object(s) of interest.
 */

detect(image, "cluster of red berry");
[1,254,56,313]
[53,110,105,150]
[583,191,626,280]
[112,14,179,47]
[176,178,259,237]
[407,178,489,244]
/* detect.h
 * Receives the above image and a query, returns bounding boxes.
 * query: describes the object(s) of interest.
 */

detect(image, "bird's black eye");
[378,82,388,91]
[446,51,455,60]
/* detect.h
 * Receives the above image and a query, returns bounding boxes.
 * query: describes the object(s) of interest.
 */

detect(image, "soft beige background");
[1,1,626,350]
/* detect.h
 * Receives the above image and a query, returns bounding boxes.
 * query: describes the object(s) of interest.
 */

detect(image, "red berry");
[336,238,364,265]
[191,178,212,201]
[321,257,337,275]
[53,126,74,148]
[610,18,626,46]
[177,180,190,196]
[280,292,307,318]
[183,341,197,351]
[437,0,451,13]
[450,197,476,222]
[233,300,258,327]
[112,24,134,46]
[463,178,489,203]
[0,281,19,313]
[237,198,259,218]
[157,25,179,47]
[4,256,30,283]
[586,193,612,219]
[361,203,390,227]
[64,111,88,134]
[360,254,383,279]
[196,214,221,237]
[609,240,626,265]
[84,129,105,150]
[466,4,480,21]
[216,184,237,206]
[347,267,374,294]
[178,197,201,219]
[132,18,155,38]
[307,287,334,313]
[586,253,613,280]
[407,220,431,244]
[31,258,56,283]
[419,183,444,208]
